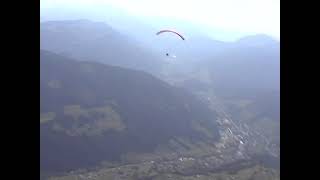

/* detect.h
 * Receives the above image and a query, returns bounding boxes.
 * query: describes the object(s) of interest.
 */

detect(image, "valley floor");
[48,154,279,180]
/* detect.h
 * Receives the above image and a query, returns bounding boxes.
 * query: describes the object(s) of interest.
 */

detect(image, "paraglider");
[156,29,185,58]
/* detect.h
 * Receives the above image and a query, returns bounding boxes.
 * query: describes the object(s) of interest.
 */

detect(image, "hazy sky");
[41,0,280,39]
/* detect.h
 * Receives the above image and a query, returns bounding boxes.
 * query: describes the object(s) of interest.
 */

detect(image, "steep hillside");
[40,50,219,174]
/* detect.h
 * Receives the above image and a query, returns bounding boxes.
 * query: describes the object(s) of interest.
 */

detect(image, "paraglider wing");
[156,30,185,40]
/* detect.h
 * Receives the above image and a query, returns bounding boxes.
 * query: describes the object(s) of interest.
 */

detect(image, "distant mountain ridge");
[40,20,164,74]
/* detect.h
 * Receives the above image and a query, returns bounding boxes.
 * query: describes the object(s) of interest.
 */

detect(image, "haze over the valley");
[40,1,280,180]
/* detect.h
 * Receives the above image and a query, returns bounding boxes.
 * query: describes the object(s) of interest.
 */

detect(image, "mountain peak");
[41,19,113,28]
[236,34,279,46]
